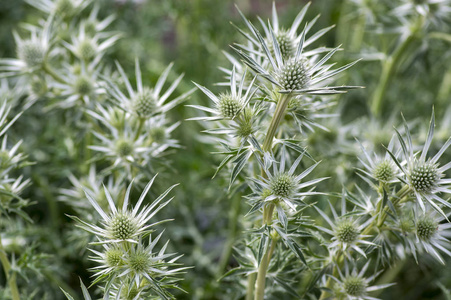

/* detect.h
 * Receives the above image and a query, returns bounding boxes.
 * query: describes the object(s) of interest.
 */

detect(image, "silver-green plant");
[191,2,451,300]
[0,0,192,298]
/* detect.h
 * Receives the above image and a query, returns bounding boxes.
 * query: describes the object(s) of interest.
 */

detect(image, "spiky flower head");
[270,172,295,198]
[132,87,157,118]
[331,261,394,300]
[232,3,359,95]
[276,58,310,91]
[74,75,94,96]
[408,159,440,193]
[372,159,395,183]
[335,219,360,244]
[73,176,177,244]
[268,30,295,61]
[392,111,451,215]
[17,40,46,68]
[77,38,97,61]
[105,247,124,267]
[218,93,242,119]
[416,215,438,241]
[115,139,134,157]
[235,108,257,138]
[343,276,368,297]
[149,127,167,144]
[247,151,324,219]
[128,249,151,273]
[109,212,137,240]
[55,0,75,16]
[106,60,194,120]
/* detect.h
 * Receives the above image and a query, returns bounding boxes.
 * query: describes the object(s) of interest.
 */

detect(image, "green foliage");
[0,0,450,299]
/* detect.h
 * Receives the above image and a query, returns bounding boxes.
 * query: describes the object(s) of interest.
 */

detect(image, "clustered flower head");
[330,261,394,300]
[72,176,186,298]
[390,112,451,215]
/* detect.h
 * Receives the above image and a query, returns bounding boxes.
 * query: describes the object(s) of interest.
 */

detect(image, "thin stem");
[0,236,20,300]
[254,203,275,300]
[251,93,292,299]
[262,94,292,152]
[246,273,256,300]
[254,238,276,300]
[134,117,145,141]
[370,18,422,116]
[42,63,66,84]
[376,185,411,228]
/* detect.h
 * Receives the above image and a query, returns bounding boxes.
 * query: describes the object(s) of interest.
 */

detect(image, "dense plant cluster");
[0,0,451,299]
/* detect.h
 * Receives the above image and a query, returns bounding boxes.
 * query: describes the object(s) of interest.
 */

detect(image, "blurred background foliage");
[0,0,451,299]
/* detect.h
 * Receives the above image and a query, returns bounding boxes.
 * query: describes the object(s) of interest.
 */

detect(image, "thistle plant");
[0,0,193,298]
[68,177,187,299]
[191,3,362,299]
[190,2,451,300]
[1,0,451,299]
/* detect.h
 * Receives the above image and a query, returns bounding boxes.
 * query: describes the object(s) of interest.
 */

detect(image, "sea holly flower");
[404,212,451,264]
[329,261,394,300]
[246,151,326,226]
[25,0,93,18]
[80,4,116,37]
[105,60,195,119]
[72,176,177,244]
[62,23,120,61]
[190,67,257,121]
[390,112,451,215]
[88,104,179,174]
[50,63,104,109]
[0,19,54,77]
[58,166,124,212]
[257,2,335,61]
[118,234,187,291]
[356,137,401,188]
[231,5,360,96]
[315,195,375,258]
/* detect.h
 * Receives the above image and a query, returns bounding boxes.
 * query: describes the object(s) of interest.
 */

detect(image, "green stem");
[250,93,292,299]
[246,273,256,300]
[254,203,275,300]
[370,26,419,116]
[134,117,145,141]
[262,94,292,152]
[0,237,20,300]
[42,63,66,84]
[376,185,411,228]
